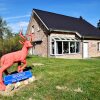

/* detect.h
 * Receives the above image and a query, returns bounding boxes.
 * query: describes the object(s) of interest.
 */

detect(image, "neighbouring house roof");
[33,9,100,39]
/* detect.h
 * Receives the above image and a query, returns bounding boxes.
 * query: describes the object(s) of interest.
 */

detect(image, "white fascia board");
[33,10,49,31]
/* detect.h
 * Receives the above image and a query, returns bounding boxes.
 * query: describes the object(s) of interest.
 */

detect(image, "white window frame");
[50,37,80,55]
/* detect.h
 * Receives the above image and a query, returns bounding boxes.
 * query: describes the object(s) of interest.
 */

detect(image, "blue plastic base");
[4,70,32,85]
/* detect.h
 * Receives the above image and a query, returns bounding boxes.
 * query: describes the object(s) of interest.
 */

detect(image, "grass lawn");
[0,56,100,100]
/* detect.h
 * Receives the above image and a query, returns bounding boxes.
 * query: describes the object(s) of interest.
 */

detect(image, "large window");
[51,38,80,55]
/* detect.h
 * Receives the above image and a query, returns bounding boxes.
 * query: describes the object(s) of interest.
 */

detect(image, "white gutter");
[33,10,49,31]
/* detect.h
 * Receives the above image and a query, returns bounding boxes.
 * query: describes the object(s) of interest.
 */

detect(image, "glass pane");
[63,42,69,54]
[76,42,80,53]
[70,42,75,53]
[52,39,54,42]
[51,42,54,54]
[61,38,65,40]
[66,38,70,40]
[56,41,62,54]
[55,38,60,40]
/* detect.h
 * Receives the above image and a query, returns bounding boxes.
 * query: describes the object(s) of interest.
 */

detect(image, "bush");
[0,34,22,57]
[0,17,22,57]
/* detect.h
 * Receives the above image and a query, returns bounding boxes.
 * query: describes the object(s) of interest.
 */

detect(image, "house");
[27,9,100,59]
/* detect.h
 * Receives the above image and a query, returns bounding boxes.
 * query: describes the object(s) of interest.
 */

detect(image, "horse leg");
[0,68,6,91]
[0,65,11,91]
[18,60,27,72]
[17,61,22,72]
[21,60,27,71]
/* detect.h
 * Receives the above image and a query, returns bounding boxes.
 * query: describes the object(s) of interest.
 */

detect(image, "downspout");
[47,31,50,58]
[47,34,49,58]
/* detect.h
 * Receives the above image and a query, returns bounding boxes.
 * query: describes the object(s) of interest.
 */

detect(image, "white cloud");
[9,21,29,33]
[4,13,30,33]
[18,21,29,27]
[5,14,30,20]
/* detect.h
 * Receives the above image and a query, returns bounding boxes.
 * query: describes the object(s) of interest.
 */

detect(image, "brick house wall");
[27,13,100,59]
[27,15,48,57]
[83,40,100,58]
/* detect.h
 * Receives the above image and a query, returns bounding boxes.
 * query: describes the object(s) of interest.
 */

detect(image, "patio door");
[83,42,88,58]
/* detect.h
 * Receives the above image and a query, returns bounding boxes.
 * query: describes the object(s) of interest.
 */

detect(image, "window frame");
[50,37,80,55]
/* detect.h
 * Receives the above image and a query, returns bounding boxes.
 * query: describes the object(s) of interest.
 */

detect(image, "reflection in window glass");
[56,41,62,54]
[52,42,54,54]
[51,39,80,55]
[63,42,69,53]
[76,42,80,53]
[70,42,75,53]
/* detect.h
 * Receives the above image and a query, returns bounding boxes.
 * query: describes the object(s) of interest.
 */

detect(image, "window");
[63,42,69,53]
[51,42,54,54]
[97,42,100,51]
[51,40,80,55]
[37,27,41,32]
[37,22,41,32]
[76,42,80,53]
[70,42,75,53]
[56,41,62,54]
[32,25,34,33]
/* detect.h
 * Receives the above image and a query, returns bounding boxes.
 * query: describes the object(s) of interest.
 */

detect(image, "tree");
[0,17,22,57]
[97,20,100,30]
[0,17,9,39]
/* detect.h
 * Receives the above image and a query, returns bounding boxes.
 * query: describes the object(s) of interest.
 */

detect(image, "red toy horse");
[0,32,33,91]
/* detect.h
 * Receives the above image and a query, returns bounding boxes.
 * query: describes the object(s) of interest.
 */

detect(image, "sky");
[0,0,100,34]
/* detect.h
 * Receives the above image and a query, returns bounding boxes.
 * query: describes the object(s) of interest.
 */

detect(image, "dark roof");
[33,9,100,38]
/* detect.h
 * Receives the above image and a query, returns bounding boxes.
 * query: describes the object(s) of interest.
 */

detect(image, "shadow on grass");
[27,55,33,59]
[91,56,100,59]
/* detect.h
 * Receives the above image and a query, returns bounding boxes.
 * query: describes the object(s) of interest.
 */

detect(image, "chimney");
[79,16,83,20]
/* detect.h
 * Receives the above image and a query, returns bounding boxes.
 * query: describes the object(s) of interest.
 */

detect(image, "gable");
[32,9,100,39]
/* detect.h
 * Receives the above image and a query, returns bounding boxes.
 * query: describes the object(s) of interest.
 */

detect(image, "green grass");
[0,56,100,100]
